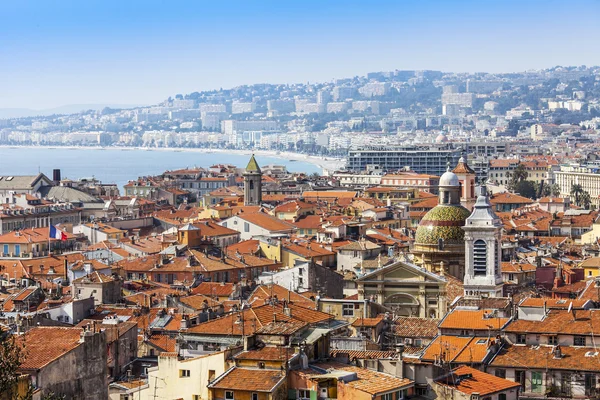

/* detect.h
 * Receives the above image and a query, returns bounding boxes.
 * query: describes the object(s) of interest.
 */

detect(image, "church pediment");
[357,260,446,283]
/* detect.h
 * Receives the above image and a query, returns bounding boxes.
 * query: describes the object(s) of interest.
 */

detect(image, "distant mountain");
[0,104,146,119]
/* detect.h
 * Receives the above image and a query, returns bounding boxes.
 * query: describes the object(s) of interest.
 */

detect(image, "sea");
[0,147,322,191]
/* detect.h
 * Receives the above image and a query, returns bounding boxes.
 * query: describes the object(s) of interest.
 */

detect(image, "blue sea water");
[0,147,321,191]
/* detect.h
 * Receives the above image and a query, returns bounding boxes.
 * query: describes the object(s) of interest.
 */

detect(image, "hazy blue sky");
[1,0,599,109]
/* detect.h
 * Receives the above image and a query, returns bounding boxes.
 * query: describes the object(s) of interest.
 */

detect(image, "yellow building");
[580,257,600,278]
[141,349,238,400]
[198,205,234,220]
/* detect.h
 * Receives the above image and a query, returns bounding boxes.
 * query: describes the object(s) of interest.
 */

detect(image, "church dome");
[435,133,448,143]
[439,169,460,187]
[414,205,471,245]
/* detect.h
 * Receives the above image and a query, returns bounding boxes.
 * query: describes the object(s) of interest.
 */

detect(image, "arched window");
[473,240,487,276]
[249,180,254,190]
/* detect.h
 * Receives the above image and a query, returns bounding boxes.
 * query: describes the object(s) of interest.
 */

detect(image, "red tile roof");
[209,367,285,392]
[19,327,82,370]
[435,366,520,396]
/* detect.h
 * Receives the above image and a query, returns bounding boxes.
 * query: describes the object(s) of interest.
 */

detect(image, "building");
[413,164,471,278]
[380,172,440,194]
[72,272,122,305]
[554,164,600,208]
[220,213,295,241]
[355,259,449,319]
[462,186,504,298]
[433,366,520,400]
[452,156,476,210]
[244,154,263,206]
[142,349,239,400]
[18,327,107,399]
[347,146,462,176]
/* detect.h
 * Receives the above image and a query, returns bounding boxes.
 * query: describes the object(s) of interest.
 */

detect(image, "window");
[495,369,506,379]
[208,370,216,383]
[193,396,201,400]
[561,373,572,396]
[251,394,258,400]
[515,370,526,390]
[244,222,250,233]
[298,390,310,399]
[179,369,190,377]
[498,394,506,400]
[2,244,7,255]
[473,240,487,275]
[548,335,558,345]
[508,273,515,281]
[342,303,354,317]
[382,393,393,400]
[516,334,526,344]
[120,395,129,400]
[531,371,543,393]
[225,391,234,400]
[574,336,586,346]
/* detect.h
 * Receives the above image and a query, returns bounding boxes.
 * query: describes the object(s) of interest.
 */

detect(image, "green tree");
[514,180,537,199]
[507,163,528,191]
[570,184,584,206]
[580,191,592,210]
[0,331,27,399]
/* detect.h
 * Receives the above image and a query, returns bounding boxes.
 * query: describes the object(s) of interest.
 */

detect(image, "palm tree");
[571,184,584,206]
[507,163,528,191]
[580,191,592,210]
[551,184,561,197]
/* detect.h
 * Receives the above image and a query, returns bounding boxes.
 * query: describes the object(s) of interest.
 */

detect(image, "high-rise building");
[347,146,462,175]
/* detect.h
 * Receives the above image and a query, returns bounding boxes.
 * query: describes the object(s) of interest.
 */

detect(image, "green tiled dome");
[415,205,471,245]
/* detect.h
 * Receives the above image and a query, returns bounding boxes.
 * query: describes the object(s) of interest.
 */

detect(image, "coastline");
[0,145,346,173]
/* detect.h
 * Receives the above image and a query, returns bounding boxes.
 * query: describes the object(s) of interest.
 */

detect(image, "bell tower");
[453,156,476,210]
[243,154,262,206]
[463,186,504,298]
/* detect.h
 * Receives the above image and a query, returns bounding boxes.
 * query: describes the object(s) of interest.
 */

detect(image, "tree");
[514,180,537,199]
[570,184,584,206]
[0,331,27,399]
[507,163,528,191]
[550,183,562,197]
[580,191,592,210]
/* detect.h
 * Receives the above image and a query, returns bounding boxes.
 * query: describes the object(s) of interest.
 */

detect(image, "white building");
[463,186,504,298]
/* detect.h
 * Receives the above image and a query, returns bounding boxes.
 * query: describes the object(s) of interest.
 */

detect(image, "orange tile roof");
[490,192,534,204]
[439,310,510,331]
[305,362,413,395]
[191,282,235,297]
[146,334,176,352]
[519,297,591,309]
[237,212,295,232]
[19,327,82,370]
[436,366,520,396]
[209,367,285,392]
[225,240,260,256]
[422,336,493,364]
[490,344,600,372]
[351,316,383,327]
[302,191,358,199]
[394,317,439,338]
[330,349,397,360]
[234,346,296,361]
[501,261,536,273]
[249,284,315,309]
[505,309,600,335]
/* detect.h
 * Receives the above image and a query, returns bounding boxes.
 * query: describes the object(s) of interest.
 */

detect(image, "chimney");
[53,169,61,185]
[395,343,405,379]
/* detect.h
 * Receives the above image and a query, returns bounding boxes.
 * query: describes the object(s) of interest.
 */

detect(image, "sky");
[1,0,599,109]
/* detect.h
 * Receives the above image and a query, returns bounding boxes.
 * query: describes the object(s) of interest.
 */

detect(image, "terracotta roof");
[330,350,397,360]
[72,271,115,284]
[0,227,75,244]
[237,212,295,232]
[234,346,296,361]
[519,297,591,309]
[19,327,83,370]
[421,335,494,364]
[191,282,235,297]
[501,261,536,273]
[394,317,439,338]
[504,309,600,335]
[225,240,260,256]
[304,362,413,395]
[146,334,176,352]
[209,367,284,392]
[490,344,600,372]
[490,192,534,205]
[273,200,314,214]
[249,284,315,309]
[302,191,358,199]
[351,316,383,327]
[436,366,520,396]
[439,310,510,331]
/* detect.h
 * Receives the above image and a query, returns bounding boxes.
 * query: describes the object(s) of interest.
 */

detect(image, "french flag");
[50,225,68,241]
